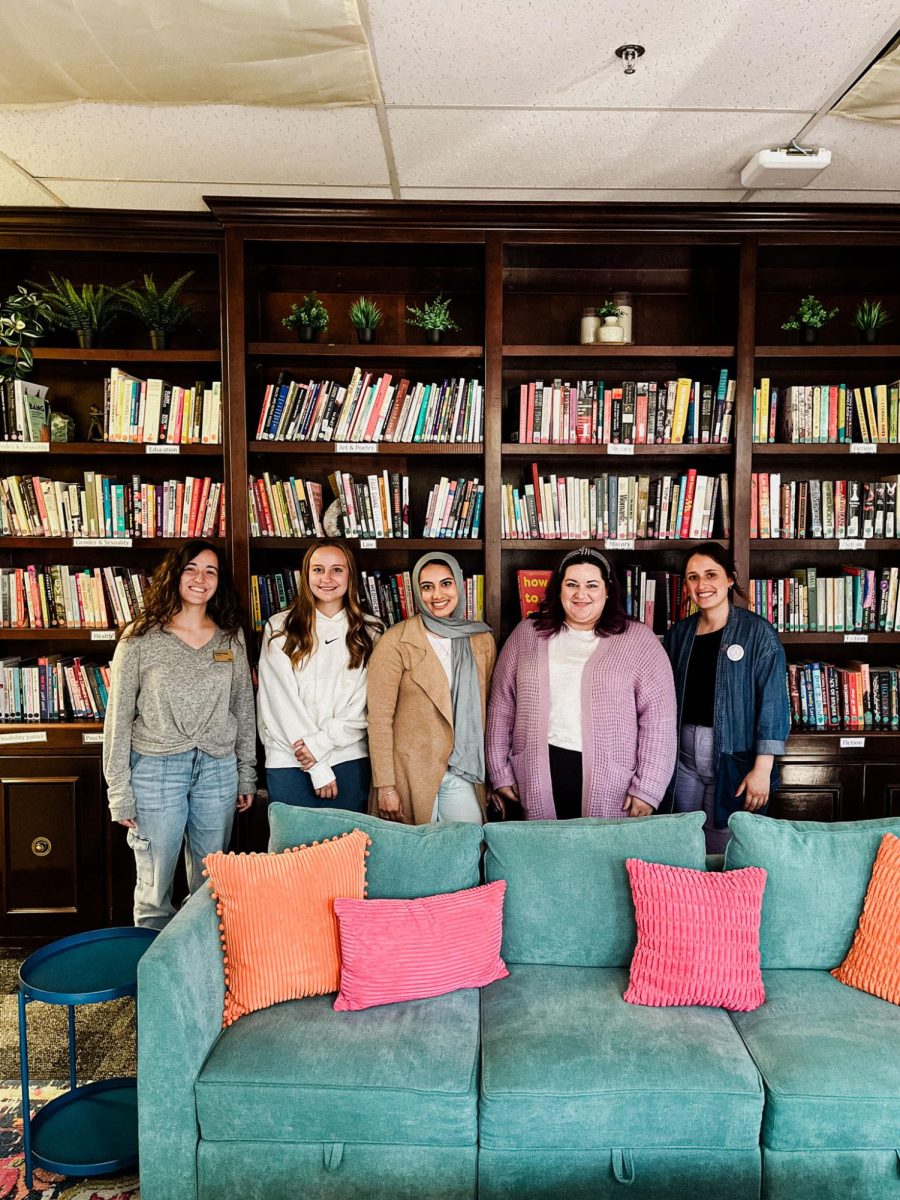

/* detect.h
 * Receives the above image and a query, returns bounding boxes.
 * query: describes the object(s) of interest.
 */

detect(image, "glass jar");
[613,291,633,344]
[580,307,600,345]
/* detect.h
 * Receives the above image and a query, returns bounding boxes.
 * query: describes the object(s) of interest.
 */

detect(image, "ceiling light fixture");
[615,44,645,75]
[740,140,832,188]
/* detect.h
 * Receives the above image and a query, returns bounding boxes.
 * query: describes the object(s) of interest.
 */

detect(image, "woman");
[103,540,256,930]
[663,542,790,853]
[487,546,676,820]
[257,539,380,811]
[367,553,495,825]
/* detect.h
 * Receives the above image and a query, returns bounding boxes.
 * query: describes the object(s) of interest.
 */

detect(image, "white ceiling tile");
[0,104,389,186]
[0,159,60,204]
[369,0,900,111]
[389,108,812,190]
[400,187,746,202]
[799,114,900,191]
[747,189,900,203]
[44,180,394,210]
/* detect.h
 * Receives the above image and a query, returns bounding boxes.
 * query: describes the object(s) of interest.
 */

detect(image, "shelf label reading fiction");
[0,731,47,744]
[840,737,865,749]
[146,444,181,455]
[605,538,636,551]
[843,633,868,643]
[838,539,866,551]
[82,732,105,745]
[336,442,378,454]
[607,444,635,456]
[72,537,133,548]
[359,539,377,549]
[0,441,50,453]
[850,443,877,455]
[91,630,117,641]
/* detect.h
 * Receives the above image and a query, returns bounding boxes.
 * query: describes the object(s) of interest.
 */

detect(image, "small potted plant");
[348,296,383,344]
[781,294,839,344]
[33,273,126,349]
[120,271,196,350]
[405,292,460,345]
[0,286,51,381]
[853,299,892,345]
[596,298,625,344]
[283,292,329,342]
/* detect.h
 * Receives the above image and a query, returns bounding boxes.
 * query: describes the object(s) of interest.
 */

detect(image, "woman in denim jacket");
[663,542,790,853]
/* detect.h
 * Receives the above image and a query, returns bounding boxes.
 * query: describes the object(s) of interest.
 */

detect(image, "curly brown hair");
[126,540,245,641]
[274,539,380,670]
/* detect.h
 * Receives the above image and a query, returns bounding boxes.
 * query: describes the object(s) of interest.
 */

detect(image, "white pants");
[430,770,483,825]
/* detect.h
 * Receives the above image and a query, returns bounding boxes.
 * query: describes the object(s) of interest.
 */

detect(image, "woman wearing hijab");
[367,553,496,825]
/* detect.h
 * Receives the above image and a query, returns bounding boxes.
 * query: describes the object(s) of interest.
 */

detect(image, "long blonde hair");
[274,539,380,669]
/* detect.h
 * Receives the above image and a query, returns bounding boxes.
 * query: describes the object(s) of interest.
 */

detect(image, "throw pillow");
[333,879,509,1012]
[204,828,369,1025]
[624,857,767,1011]
[832,832,900,1006]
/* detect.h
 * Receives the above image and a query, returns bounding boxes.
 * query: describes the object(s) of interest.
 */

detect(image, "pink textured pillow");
[624,858,767,1011]
[333,880,509,1012]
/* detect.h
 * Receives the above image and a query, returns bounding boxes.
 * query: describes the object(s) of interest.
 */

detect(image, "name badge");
[726,643,745,662]
[213,650,234,663]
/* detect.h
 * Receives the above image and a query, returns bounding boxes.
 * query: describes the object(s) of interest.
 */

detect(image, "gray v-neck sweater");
[103,625,257,821]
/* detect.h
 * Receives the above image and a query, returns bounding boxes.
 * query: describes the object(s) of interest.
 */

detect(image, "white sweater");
[257,608,372,788]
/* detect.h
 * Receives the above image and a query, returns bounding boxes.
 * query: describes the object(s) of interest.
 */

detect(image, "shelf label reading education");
[146,444,181,455]
[840,737,865,749]
[0,441,49,453]
[91,630,117,641]
[336,442,378,455]
[838,539,866,551]
[843,633,869,644]
[0,731,47,745]
[604,538,636,551]
[72,537,133,548]
[850,443,877,455]
[82,732,105,745]
[607,444,635,456]
[359,539,377,549]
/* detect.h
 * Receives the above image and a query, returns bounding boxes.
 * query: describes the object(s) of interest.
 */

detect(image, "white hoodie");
[257,608,372,789]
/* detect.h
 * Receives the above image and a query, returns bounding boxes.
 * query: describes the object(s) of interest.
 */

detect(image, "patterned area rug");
[0,1084,139,1199]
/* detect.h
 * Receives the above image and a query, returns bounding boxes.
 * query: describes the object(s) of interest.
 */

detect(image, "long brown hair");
[275,539,380,670]
[127,540,245,640]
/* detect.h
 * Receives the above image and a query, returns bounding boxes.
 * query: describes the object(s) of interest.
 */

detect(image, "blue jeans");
[429,770,483,825]
[128,748,238,930]
[266,757,371,812]
[672,724,730,855]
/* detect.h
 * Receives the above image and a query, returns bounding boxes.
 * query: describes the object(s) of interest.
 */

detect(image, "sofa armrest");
[137,887,224,1200]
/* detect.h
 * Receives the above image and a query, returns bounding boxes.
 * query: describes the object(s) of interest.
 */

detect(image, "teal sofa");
[136,806,900,1200]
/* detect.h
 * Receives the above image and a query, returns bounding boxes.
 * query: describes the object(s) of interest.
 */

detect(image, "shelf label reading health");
[850,443,877,455]
[607,444,635,456]
[146,444,180,455]
[0,731,47,745]
[0,441,49,453]
[840,737,865,749]
[336,442,378,454]
[72,537,133,548]
[843,633,868,643]
[91,630,117,641]
[838,539,866,551]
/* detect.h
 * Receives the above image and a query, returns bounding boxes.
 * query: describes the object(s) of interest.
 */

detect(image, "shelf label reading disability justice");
[0,731,47,745]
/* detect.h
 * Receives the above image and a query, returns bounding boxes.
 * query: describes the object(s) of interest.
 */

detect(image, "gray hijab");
[412,553,492,786]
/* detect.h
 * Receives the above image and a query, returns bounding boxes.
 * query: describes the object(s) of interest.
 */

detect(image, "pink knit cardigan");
[486,618,677,819]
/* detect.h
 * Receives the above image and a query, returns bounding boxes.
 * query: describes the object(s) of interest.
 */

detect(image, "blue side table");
[18,926,158,1188]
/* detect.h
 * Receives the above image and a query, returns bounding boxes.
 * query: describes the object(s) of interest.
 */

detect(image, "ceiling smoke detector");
[615,45,645,75]
[740,143,832,188]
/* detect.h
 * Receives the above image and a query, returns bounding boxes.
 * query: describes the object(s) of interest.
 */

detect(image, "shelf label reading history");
[840,737,865,749]
[0,731,47,745]
[82,732,105,745]
[607,444,635,456]
[605,538,635,551]
[336,442,378,454]
[359,539,377,549]
[838,539,866,551]
[72,537,133,548]
[0,441,49,453]
[850,443,877,455]
[91,630,117,641]
[146,444,180,455]
[843,633,868,644]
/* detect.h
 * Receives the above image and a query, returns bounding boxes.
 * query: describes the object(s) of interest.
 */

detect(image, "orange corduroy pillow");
[204,829,370,1026]
[832,832,900,1006]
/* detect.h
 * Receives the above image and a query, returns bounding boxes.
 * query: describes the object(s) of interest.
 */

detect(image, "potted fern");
[283,293,329,343]
[0,286,51,381]
[406,292,460,345]
[596,298,625,343]
[853,299,892,345]
[781,294,839,345]
[120,271,196,350]
[34,273,126,349]
[348,296,383,344]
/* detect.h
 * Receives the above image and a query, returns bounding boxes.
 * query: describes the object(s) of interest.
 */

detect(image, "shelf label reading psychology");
[604,538,635,551]
[72,537,133,548]
[82,731,105,745]
[0,441,49,453]
[0,731,47,745]
[146,444,181,455]
[359,539,377,549]
[840,737,865,749]
[336,442,378,455]
[850,443,877,455]
[843,633,868,644]
[607,444,635,457]
[838,539,866,551]
[91,629,117,641]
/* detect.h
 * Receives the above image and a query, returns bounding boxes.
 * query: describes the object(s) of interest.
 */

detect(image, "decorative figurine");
[323,499,344,537]
[49,410,75,443]
[87,405,105,442]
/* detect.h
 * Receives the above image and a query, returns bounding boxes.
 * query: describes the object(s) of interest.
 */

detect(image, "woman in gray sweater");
[103,539,256,929]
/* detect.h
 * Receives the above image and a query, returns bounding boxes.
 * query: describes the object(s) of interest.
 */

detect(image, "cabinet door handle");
[31,837,51,857]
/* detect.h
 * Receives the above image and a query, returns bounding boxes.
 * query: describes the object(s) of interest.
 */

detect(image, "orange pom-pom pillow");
[832,832,900,1006]
[204,829,369,1026]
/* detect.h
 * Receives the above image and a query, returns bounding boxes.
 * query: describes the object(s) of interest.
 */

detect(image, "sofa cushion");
[724,812,900,968]
[729,969,900,1150]
[268,804,482,898]
[832,832,900,1006]
[197,987,479,1147]
[483,813,707,967]
[479,964,763,1151]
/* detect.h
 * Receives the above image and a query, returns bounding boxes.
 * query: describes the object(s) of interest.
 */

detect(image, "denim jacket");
[663,605,790,828]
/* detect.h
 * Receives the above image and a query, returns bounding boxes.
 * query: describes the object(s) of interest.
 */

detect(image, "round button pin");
[726,643,745,662]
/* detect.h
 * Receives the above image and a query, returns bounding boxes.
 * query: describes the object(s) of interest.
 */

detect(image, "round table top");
[19,927,158,1004]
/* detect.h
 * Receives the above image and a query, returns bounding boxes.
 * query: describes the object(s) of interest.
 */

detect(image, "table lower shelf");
[29,1077,137,1177]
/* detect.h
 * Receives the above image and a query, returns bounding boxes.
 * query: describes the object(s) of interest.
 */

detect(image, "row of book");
[516,567,698,631]
[788,661,899,732]
[250,569,485,630]
[0,473,226,539]
[423,478,483,538]
[0,656,110,722]
[750,474,898,540]
[0,565,148,630]
[103,370,223,444]
[0,379,50,442]
[750,568,900,634]
[512,372,734,445]
[753,378,900,444]
[256,370,484,443]
[501,467,731,541]
[249,471,410,540]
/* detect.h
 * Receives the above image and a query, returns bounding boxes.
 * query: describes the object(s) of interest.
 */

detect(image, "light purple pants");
[672,724,731,855]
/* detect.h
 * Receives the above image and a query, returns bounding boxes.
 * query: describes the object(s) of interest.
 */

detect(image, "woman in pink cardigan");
[487,547,677,820]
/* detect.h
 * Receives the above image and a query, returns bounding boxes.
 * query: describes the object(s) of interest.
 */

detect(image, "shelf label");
[72,537,133,548]
[91,629,116,642]
[850,443,877,455]
[336,442,378,454]
[82,731,105,745]
[359,539,377,549]
[604,538,635,551]
[843,633,868,643]
[838,539,866,551]
[0,730,47,745]
[839,736,865,749]
[146,443,181,455]
[607,444,635,456]
[0,441,49,453]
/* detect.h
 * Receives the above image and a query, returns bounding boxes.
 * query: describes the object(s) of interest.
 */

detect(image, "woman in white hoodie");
[257,539,381,810]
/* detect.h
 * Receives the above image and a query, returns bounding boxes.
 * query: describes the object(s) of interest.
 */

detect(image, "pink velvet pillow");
[624,858,767,1011]
[333,880,509,1012]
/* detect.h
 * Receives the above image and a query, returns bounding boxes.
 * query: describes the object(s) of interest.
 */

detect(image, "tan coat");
[366,614,496,825]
